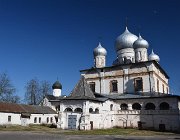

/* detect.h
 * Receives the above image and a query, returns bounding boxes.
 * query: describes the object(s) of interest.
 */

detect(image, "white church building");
[42,27,180,132]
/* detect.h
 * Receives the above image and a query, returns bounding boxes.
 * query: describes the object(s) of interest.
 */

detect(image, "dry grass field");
[0,125,178,136]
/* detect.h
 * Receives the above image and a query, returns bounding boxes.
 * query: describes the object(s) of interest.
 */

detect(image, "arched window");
[47,117,49,123]
[95,108,99,113]
[159,102,169,110]
[120,103,128,110]
[89,108,93,113]
[110,104,113,111]
[64,107,73,112]
[145,103,156,110]
[74,108,83,113]
[132,103,141,110]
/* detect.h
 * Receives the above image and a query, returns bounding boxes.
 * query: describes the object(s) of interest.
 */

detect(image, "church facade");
[42,27,180,132]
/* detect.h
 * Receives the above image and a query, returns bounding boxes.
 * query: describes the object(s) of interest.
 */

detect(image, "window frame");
[110,80,118,93]
[134,77,143,92]
[8,116,11,122]
[89,82,95,92]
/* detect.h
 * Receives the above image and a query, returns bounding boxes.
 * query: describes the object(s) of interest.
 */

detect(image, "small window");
[34,117,37,123]
[8,116,11,122]
[39,117,41,123]
[56,105,60,111]
[50,117,53,123]
[47,117,49,123]
[89,82,95,92]
[110,104,113,111]
[89,108,93,113]
[120,103,128,110]
[166,87,168,94]
[134,78,143,92]
[95,108,99,114]
[110,80,118,92]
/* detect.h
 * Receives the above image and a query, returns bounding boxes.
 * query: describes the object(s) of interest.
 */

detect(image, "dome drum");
[135,48,148,62]
[117,48,135,64]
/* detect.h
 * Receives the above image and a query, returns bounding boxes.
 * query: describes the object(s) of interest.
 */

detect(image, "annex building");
[42,27,180,132]
[0,102,57,126]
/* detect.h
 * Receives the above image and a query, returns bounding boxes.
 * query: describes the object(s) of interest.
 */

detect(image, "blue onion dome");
[133,34,149,49]
[115,27,138,51]
[149,50,160,62]
[93,42,107,56]
[52,80,62,89]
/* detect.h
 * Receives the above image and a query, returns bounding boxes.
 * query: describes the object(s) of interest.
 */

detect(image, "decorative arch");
[64,107,73,112]
[120,103,128,110]
[116,117,127,128]
[132,103,141,110]
[145,103,156,110]
[74,108,83,113]
[159,102,169,110]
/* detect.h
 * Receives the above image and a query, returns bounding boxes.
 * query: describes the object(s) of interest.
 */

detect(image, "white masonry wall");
[83,61,169,95]
[0,112,57,126]
[0,113,21,125]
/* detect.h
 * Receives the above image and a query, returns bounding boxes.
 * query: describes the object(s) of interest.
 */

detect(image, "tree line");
[0,72,52,105]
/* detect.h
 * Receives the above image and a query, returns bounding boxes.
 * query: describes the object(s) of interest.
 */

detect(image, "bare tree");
[40,80,52,98]
[0,73,20,103]
[25,78,52,105]
[25,78,40,105]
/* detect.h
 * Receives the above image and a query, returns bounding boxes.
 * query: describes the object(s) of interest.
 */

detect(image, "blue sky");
[0,0,180,100]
